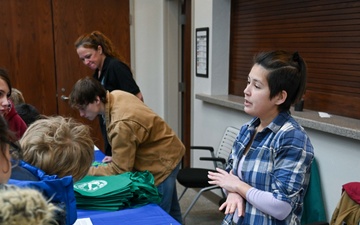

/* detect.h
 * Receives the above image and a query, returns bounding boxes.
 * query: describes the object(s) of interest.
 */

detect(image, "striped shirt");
[222,111,314,225]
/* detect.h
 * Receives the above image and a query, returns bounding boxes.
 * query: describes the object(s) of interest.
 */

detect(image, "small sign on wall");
[196,27,209,78]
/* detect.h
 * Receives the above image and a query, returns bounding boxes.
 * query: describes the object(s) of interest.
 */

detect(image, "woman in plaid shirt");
[208,50,314,225]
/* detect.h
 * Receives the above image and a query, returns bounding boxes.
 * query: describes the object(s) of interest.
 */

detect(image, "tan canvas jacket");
[88,91,185,186]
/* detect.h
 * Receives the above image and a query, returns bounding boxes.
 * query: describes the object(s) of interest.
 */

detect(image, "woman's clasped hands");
[208,168,246,217]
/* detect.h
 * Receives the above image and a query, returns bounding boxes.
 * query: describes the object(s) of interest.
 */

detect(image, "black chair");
[177,126,239,222]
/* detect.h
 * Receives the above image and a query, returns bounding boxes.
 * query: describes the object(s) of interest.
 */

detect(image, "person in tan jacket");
[330,182,360,225]
[69,76,185,224]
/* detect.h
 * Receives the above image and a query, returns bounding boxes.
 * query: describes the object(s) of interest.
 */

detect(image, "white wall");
[192,0,233,166]
[306,129,360,216]
[131,0,181,134]
[192,0,232,164]
[132,1,164,115]
[131,0,360,221]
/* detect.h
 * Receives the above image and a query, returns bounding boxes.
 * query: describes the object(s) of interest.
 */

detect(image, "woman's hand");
[208,168,241,193]
[220,192,245,217]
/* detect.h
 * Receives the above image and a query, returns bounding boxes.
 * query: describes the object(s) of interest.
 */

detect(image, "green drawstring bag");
[74,171,162,211]
[125,171,163,206]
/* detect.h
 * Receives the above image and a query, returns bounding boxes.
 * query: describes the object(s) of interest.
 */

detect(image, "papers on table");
[74,218,93,225]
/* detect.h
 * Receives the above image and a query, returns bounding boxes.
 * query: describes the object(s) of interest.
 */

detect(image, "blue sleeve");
[8,162,77,225]
[272,128,314,206]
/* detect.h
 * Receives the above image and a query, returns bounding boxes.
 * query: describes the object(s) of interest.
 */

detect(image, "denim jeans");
[157,163,182,224]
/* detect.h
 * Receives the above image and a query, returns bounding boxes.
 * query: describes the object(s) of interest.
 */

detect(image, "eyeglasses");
[77,104,88,111]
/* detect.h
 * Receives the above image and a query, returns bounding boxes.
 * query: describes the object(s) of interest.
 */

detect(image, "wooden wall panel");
[229,0,360,119]
[0,0,57,116]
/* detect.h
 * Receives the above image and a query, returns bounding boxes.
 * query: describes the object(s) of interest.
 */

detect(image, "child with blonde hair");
[19,116,94,182]
[0,115,60,225]
[9,116,94,224]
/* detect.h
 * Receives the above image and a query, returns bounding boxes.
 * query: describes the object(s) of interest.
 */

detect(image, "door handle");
[61,95,69,101]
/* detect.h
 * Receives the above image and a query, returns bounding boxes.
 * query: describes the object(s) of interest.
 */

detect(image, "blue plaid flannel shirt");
[222,111,314,225]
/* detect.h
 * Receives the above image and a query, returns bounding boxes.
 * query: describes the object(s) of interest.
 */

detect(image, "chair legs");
[178,187,188,201]
[180,185,221,222]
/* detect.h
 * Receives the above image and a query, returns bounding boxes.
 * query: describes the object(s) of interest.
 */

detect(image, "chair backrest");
[214,126,239,169]
[301,157,327,224]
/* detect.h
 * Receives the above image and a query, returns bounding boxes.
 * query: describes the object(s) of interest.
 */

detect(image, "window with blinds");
[229,0,360,119]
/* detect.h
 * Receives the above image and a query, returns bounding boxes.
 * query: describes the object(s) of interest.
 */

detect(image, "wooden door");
[181,0,192,168]
[0,0,58,116]
[52,0,130,149]
[0,0,130,150]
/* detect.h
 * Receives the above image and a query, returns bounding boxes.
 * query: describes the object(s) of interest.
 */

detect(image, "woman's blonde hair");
[0,186,60,225]
[20,116,94,182]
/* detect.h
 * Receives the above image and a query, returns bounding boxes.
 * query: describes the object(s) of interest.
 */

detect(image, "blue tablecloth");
[93,148,107,161]
[76,149,180,225]
[77,203,179,225]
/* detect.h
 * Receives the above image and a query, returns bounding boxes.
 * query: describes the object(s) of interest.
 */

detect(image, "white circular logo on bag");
[74,180,108,192]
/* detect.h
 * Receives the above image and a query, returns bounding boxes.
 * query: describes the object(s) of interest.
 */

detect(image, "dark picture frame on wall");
[195,27,209,78]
